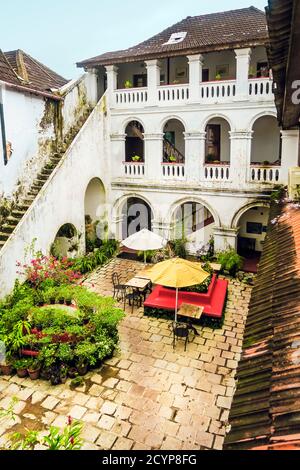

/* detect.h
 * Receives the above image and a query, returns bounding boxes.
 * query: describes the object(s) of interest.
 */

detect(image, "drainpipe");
[0,85,7,166]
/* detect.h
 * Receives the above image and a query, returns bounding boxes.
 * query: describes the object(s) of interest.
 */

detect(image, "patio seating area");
[144,275,228,321]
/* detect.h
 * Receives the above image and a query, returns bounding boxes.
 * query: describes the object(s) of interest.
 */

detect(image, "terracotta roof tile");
[225,201,300,450]
[78,7,269,67]
[0,49,68,99]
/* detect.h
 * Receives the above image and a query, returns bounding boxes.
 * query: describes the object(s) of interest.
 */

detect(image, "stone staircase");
[0,107,93,250]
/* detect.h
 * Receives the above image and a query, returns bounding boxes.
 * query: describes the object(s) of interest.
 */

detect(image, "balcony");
[111,78,273,109]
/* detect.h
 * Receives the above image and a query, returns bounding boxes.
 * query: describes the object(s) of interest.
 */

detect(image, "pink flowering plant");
[16,255,82,288]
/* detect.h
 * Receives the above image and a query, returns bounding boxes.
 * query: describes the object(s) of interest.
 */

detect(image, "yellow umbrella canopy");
[144,258,210,288]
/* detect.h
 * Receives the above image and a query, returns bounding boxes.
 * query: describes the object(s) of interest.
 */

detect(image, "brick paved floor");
[0,258,252,450]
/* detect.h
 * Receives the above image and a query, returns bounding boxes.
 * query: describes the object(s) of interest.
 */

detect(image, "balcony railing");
[249,165,281,183]
[123,162,145,177]
[162,163,185,180]
[199,80,236,102]
[158,85,189,104]
[112,78,273,108]
[115,88,148,106]
[202,164,231,182]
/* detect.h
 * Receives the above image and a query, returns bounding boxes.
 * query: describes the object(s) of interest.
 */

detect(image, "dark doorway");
[206,124,221,162]
[123,198,152,239]
[133,74,147,88]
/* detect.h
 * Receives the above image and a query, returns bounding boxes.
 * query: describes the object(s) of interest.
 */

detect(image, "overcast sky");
[1,0,268,79]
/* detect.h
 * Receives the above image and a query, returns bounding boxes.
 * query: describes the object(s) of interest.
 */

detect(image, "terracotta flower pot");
[28,369,40,380]
[17,368,28,378]
[1,364,13,376]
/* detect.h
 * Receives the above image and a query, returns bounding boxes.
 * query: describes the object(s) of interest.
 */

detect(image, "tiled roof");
[0,49,68,99]
[225,201,300,450]
[78,7,269,67]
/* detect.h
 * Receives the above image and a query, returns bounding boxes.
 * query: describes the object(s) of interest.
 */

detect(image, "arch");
[168,196,221,228]
[231,201,271,229]
[122,197,154,239]
[250,114,281,165]
[204,116,231,164]
[248,110,278,131]
[170,199,217,255]
[162,118,186,163]
[51,223,79,259]
[84,178,107,252]
[159,115,187,133]
[232,203,271,260]
[125,120,145,163]
[122,116,146,134]
[200,113,233,133]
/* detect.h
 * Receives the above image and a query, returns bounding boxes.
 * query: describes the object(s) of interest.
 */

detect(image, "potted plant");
[0,352,14,376]
[263,160,270,166]
[44,287,57,305]
[60,365,68,384]
[169,155,177,163]
[27,358,41,380]
[14,358,31,378]
[131,155,142,162]
[74,341,97,376]
[124,80,133,89]
[215,73,222,81]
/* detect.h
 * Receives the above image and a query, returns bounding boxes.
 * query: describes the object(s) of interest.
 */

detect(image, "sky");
[1,0,268,79]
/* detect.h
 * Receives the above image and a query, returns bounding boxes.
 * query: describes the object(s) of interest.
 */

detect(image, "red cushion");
[144,276,228,319]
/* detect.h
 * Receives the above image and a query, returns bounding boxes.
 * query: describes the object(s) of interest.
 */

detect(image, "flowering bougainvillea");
[16,255,82,288]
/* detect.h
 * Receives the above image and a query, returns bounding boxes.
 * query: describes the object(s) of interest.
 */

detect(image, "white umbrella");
[122,229,167,265]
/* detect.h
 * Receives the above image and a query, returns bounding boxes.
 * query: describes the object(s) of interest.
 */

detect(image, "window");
[202,69,209,82]
[163,32,187,46]
[247,222,263,235]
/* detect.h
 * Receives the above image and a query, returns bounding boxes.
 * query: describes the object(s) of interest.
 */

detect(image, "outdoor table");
[178,303,204,321]
[209,263,222,273]
[125,277,151,290]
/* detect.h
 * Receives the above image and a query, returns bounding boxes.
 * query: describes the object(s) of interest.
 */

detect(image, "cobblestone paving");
[0,258,252,450]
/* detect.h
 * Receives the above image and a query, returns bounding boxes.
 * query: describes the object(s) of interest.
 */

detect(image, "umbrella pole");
[144,251,147,267]
[175,288,179,323]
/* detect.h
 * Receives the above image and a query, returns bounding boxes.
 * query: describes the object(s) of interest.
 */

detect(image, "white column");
[144,133,164,180]
[86,68,99,105]
[281,130,300,182]
[235,48,251,100]
[184,132,205,182]
[214,227,239,252]
[230,131,253,187]
[110,133,126,179]
[105,65,118,106]
[187,54,203,102]
[145,60,160,106]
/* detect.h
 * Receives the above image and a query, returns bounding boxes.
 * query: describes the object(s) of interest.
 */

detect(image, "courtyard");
[0,258,251,451]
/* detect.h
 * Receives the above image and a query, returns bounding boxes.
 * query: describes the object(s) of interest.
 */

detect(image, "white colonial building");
[0,7,299,296]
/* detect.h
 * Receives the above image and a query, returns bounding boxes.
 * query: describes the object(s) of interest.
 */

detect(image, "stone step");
[11,209,27,218]
[0,232,9,241]
[6,216,21,224]
[1,225,15,234]
[40,168,52,176]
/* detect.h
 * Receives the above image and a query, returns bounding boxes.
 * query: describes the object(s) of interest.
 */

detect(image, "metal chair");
[112,273,127,301]
[124,288,144,313]
[172,322,190,351]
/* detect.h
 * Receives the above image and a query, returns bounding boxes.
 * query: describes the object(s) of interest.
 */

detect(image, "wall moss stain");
[39,99,57,132]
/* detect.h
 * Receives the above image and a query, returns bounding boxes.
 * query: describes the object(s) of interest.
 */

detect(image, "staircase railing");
[163,138,185,164]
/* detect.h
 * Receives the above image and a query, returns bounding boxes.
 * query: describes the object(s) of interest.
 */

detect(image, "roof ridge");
[17,50,67,83]
[0,48,22,84]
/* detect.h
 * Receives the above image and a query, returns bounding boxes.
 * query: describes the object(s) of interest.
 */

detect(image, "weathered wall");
[0,88,56,198]
[0,94,110,298]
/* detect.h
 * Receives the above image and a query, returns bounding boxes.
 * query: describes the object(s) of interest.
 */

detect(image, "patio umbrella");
[144,258,210,322]
[121,228,167,265]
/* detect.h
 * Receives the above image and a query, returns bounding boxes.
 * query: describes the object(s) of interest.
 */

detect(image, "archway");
[84,178,106,252]
[205,117,231,164]
[251,115,281,165]
[236,205,270,271]
[172,201,215,255]
[51,224,78,259]
[163,119,185,163]
[122,197,153,239]
[125,121,145,163]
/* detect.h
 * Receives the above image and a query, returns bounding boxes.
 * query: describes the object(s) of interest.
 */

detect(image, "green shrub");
[169,239,187,259]
[217,250,243,276]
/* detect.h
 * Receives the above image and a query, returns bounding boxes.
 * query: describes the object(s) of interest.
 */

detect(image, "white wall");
[0,88,55,198]
[0,94,110,297]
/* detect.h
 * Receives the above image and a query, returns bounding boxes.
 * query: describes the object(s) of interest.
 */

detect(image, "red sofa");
[144,275,228,319]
